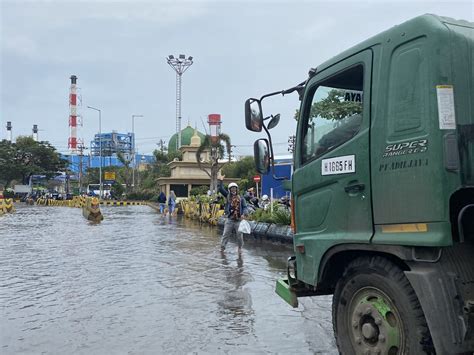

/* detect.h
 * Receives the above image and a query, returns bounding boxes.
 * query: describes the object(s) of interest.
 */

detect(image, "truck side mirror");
[254,139,270,174]
[267,114,280,130]
[245,98,263,132]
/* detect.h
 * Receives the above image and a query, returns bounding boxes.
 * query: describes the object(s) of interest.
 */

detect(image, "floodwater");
[1,205,336,354]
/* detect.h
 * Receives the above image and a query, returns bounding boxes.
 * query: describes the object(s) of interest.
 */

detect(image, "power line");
[134,135,170,141]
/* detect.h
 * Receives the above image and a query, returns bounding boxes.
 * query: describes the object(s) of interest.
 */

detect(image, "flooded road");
[1,205,336,354]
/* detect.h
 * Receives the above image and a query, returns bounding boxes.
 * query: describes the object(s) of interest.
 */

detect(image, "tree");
[196,133,232,194]
[110,182,125,199]
[84,167,100,186]
[0,140,20,187]
[294,89,362,122]
[151,149,182,178]
[116,152,133,193]
[0,137,67,187]
[221,156,257,191]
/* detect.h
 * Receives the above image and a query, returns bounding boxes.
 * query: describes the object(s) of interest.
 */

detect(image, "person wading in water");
[218,174,248,254]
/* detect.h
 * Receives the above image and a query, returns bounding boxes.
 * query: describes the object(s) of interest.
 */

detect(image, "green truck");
[244,14,473,354]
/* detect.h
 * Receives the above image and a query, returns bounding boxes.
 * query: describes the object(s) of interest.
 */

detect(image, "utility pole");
[131,114,143,190]
[157,139,166,154]
[87,106,102,198]
[79,146,83,193]
[78,145,87,194]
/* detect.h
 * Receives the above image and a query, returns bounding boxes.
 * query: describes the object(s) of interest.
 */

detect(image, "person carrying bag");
[238,219,251,234]
[218,175,248,254]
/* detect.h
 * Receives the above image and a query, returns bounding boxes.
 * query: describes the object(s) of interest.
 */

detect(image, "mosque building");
[157,125,232,198]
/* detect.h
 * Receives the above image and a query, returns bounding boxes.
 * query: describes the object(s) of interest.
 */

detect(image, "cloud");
[0,1,211,61]
[1,0,473,154]
[2,33,39,58]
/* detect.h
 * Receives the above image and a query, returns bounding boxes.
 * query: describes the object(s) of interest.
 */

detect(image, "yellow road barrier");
[181,199,224,226]
[0,198,15,214]
[100,201,146,206]
[35,197,145,208]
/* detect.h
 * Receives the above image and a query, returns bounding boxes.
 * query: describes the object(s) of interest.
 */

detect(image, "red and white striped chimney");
[68,75,78,154]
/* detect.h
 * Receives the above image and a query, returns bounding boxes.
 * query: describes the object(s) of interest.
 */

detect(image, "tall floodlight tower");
[68,75,78,154]
[6,121,12,142]
[166,54,193,150]
[32,125,38,141]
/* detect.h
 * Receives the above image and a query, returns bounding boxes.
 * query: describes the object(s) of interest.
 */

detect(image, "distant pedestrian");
[167,190,176,216]
[244,187,255,200]
[158,191,167,214]
[218,175,248,253]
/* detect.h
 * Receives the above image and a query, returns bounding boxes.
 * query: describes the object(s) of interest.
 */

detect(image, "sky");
[1,0,472,157]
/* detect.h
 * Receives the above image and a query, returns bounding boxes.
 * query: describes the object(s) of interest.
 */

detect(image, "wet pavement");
[1,205,337,354]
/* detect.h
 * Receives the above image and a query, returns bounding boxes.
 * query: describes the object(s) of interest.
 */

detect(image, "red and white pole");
[68,75,78,154]
[208,114,221,145]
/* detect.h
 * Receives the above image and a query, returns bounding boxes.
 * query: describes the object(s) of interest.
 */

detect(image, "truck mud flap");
[275,278,299,308]
[405,266,474,354]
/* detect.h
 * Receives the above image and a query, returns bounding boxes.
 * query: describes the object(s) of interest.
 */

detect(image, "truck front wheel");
[332,256,434,354]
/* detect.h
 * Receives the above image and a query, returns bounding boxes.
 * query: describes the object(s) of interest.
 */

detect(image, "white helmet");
[228,182,239,189]
[262,194,269,201]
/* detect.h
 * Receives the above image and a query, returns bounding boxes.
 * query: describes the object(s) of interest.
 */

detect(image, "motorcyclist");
[260,194,270,210]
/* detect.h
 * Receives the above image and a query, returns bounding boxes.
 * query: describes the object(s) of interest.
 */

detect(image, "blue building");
[90,131,134,157]
[261,155,293,199]
[62,130,154,174]
[63,153,155,174]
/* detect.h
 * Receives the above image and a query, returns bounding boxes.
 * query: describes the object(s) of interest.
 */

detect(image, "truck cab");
[245,14,474,354]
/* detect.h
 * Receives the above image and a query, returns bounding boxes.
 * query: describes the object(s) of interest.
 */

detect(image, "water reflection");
[217,252,254,337]
[1,205,337,354]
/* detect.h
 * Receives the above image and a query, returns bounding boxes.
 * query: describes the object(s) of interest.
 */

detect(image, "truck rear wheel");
[332,256,434,354]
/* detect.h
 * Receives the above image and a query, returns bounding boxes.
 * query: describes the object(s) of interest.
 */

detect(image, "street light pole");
[131,114,143,190]
[87,106,102,198]
[166,54,193,150]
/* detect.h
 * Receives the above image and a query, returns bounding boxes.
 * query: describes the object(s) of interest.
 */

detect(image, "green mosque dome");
[168,125,206,153]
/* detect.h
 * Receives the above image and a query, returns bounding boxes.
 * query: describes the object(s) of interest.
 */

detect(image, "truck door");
[292,50,373,285]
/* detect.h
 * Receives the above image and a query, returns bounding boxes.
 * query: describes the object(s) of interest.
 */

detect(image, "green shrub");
[4,189,14,198]
[110,182,124,199]
[272,208,291,225]
[250,208,274,224]
[196,194,212,203]
[249,203,291,225]
[150,194,160,202]
[190,186,209,196]
[127,191,154,200]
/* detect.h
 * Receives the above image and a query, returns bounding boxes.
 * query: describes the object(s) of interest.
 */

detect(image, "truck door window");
[302,65,364,163]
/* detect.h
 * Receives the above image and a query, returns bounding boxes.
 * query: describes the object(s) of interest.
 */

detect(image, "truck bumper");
[275,256,320,308]
[275,278,299,308]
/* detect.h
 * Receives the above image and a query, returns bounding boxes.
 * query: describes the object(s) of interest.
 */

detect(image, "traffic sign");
[253,175,261,183]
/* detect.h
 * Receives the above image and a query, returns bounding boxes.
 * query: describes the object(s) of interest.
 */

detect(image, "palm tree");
[116,152,133,193]
[196,133,231,194]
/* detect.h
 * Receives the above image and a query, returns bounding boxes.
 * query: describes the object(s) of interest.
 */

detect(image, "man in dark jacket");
[218,175,248,253]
